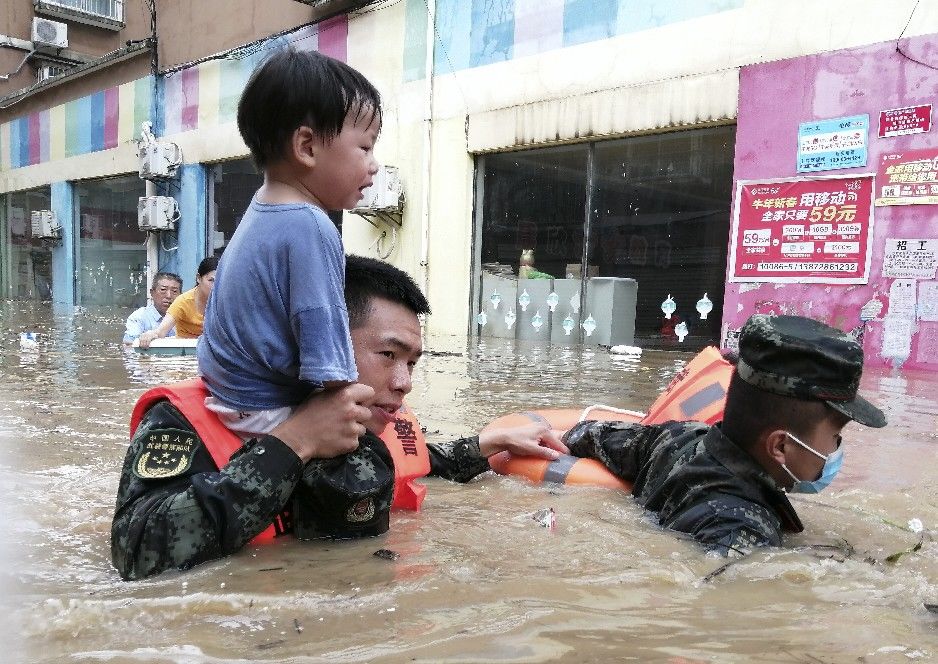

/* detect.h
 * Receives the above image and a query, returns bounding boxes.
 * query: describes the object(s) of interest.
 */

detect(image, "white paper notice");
[883,238,938,279]
[881,315,913,362]
[918,281,938,321]
[888,279,917,316]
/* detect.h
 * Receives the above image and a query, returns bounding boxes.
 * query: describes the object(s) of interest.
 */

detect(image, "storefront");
[473,125,735,350]
[1,186,53,300]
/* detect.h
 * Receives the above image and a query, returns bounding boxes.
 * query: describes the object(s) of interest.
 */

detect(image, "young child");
[198,47,380,443]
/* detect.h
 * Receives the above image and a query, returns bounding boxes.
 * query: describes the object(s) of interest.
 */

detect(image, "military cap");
[292,433,394,540]
[736,314,886,428]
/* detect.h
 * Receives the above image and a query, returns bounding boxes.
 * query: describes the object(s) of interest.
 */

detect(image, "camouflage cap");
[292,433,394,540]
[737,314,886,428]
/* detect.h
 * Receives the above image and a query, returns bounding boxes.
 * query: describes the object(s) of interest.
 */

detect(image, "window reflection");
[481,145,587,280]
[591,126,735,348]
[211,158,344,256]
[76,176,147,307]
[4,187,53,300]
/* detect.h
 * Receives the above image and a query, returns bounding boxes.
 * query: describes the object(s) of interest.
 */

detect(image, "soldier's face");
[350,297,423,435]
[782,416,845,483]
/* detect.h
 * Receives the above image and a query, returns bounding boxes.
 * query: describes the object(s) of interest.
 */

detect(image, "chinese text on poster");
[797,115,869,173]
[874,148,938,206]
[729,175,874,283]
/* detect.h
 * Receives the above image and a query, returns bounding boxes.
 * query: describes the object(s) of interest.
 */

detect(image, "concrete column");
[161,163,207,287]
[50,180,75,308]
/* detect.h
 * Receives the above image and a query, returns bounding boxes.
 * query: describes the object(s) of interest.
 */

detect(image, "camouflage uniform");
[565,313,886,556]
[111,401,491,580]
[563,419,802,556]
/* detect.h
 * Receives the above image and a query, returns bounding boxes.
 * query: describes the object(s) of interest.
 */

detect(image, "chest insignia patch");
[133,428,198,480]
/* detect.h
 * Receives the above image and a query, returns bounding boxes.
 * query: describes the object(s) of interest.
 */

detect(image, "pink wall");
[726,34,938,370]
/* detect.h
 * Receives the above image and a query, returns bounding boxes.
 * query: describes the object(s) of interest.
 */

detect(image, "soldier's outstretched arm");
[110,401,303,580]
[562,420,673,482]
[427,436,492,483]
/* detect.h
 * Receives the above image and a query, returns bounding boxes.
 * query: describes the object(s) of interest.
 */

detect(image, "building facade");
[2,1,937,369]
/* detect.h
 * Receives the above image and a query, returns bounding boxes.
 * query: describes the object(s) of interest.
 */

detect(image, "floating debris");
[373,548,399,561]
[533,508,556,530]
[610,345,642,355]
[884,534,924,564]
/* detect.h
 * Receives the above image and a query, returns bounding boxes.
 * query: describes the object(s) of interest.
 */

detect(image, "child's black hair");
[345,255,430,330]
[237,48,382,170]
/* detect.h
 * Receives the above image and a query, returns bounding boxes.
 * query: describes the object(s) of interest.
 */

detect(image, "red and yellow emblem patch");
[132,428,197,479]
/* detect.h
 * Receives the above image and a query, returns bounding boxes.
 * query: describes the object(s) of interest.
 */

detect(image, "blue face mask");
[781,432,843,494]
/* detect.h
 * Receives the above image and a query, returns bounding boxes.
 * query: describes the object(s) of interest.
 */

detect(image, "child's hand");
[272,383,375,462]
[478,424,569,460]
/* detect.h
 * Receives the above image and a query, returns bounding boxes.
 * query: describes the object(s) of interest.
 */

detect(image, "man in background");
[123,272,182,344]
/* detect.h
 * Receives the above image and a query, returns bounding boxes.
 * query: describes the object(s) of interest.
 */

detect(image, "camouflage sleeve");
[111,400,303,580]
[663,494,781,556]
[563,420,669,482]
[427,435,491,483]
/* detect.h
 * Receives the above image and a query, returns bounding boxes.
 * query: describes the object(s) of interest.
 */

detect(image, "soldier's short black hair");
[722,371,846,449]
[345,255,429,330]
[151,272,182,290]
[237,48,382,170]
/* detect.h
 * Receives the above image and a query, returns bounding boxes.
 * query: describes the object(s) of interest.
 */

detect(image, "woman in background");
[138,256,218,347]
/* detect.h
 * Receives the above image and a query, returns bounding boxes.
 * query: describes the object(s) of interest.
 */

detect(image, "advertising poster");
[797,115,869,173]
[878,104,932,138]
[874,148,938,206]
[729,175,875,284]
[882,239,938,279]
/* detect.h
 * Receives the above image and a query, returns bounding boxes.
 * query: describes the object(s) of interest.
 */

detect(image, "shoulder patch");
[132,428,198,480]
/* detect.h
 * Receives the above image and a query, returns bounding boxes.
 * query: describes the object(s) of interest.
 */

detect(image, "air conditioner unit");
[353,166,403,212]
[139,142,183,180]
[37,64,68,83]
[30,210,61,239]
[32,17,68,50]
[138,196,179,231]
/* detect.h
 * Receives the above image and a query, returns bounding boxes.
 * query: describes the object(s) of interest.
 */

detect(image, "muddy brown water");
[0,303,936,663]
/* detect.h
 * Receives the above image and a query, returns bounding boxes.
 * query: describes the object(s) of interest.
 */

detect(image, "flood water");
[1,302,936,663]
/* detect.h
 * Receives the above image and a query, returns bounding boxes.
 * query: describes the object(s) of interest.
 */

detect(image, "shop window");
[2,188,53,300]
[75,176,147,307]
[591,126,735,348]
[210,159,343,256]
[474,125,735,350]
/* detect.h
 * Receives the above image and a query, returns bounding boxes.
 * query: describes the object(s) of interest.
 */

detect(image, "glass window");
[76,176,147,307]
[210,158,344,256]
[474,126,736,350]
[590,126,735,348]
[3,187,54,300]
[480,146,588,280]
[211,159,263,255]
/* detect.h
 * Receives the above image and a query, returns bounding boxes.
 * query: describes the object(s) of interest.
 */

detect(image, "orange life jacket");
[129,378,431,543]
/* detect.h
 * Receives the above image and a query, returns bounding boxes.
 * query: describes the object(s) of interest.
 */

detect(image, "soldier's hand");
[272,383,375,463]
[478,424,569,460]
